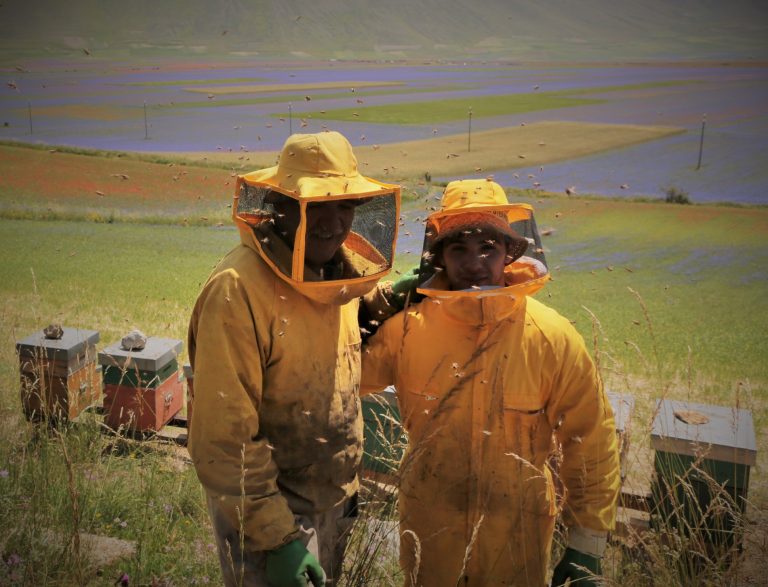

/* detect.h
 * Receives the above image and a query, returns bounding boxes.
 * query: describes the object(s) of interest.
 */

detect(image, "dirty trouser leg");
[207,493,358,587]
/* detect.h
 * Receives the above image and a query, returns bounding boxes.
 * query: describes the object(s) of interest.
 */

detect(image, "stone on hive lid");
[43,323,64,340]
[121,329,147,351]
[99,337,183,373]
[16,327,100,364]
[651,398,756,466]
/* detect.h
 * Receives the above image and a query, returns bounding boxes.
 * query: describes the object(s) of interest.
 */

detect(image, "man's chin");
[306,240,344,267]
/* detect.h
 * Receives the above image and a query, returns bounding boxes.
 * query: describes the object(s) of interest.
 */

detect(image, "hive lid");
[99,337,183,372]
[651,399,756,466]
[16,327,99,363]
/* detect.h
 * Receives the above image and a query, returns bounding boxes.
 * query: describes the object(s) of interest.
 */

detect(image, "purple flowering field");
[1,60,766,203]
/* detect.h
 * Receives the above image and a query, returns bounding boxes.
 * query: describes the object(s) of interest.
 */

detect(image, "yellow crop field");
[178,121,684,180]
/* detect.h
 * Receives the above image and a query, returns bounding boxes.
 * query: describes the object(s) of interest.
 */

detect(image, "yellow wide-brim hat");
[242,131,392,199]
[428,179,531,262]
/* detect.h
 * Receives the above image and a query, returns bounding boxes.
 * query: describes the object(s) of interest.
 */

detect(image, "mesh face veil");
[234,180,400,304]
[419,205,547,282]
[417,196,549,296]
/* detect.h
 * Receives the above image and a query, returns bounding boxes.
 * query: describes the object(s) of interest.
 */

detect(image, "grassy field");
[293,82,691,124]
[298,92,601,124]
[0,144,766,585]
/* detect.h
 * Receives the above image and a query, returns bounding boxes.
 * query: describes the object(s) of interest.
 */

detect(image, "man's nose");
[463,252,485,272]
[313,207,343,231]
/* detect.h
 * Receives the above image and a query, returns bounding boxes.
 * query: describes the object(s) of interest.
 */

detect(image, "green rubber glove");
[265,539,325,587]
[387,266,422,310]
[550,547,601,586]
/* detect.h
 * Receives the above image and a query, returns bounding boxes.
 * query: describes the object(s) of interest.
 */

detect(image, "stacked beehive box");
[16,326,101,422]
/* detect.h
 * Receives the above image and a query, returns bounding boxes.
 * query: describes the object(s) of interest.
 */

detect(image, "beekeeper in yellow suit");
[188,131,400,586]
[361,179,620,586]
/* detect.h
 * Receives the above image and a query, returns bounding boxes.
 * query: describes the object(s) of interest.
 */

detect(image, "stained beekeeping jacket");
[361,182,619,586]
[188,132,400,552]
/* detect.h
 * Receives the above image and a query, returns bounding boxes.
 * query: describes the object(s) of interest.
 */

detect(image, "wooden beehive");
[650,398,756,551]
[16,327,101,422]
[99,337,183,432]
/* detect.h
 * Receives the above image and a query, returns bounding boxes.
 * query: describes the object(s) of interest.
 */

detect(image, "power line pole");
[28,102,33,135]
[467,107,473,152]
[288,103,293,135]
[696,115,706,170]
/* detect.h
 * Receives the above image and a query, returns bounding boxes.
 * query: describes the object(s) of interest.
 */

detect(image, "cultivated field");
[2,59,766,202]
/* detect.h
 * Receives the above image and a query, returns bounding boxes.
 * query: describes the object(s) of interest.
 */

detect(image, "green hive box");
[101,358,179,389]
[361,387,405,476]
[650,399,756,552]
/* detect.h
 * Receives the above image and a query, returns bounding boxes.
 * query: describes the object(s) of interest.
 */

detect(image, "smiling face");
[437,229,511,291]
[273,197,356,271]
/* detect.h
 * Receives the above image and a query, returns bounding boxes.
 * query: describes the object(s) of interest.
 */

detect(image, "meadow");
[0,140,766,584]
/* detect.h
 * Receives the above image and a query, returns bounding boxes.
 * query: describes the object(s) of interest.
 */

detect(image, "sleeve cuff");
[568,526,608,557]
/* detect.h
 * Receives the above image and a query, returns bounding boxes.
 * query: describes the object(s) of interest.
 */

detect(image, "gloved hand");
[550,547,601,586]
[265,539,325,587]
[386,266,422,310]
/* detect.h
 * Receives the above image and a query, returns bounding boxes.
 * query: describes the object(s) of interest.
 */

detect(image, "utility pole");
[288,103,293,135]
[28,102,33,135]
[467,107,473,152]
[696,115,706,170]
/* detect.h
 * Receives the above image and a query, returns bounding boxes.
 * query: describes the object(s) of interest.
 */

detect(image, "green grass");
[0,415,221,585]
[294,81,700,125]
[0,220,235,347]
[294,92,602,124]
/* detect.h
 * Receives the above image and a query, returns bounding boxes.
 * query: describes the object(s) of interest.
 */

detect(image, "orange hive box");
[99,337,183,433]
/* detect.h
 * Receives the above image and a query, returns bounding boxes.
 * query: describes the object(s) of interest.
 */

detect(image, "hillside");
[1,0,767,62]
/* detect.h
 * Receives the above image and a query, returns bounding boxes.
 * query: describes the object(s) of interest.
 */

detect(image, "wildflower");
[0,469,8,478]
[7,553,21,565]
[115,572,129,586]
